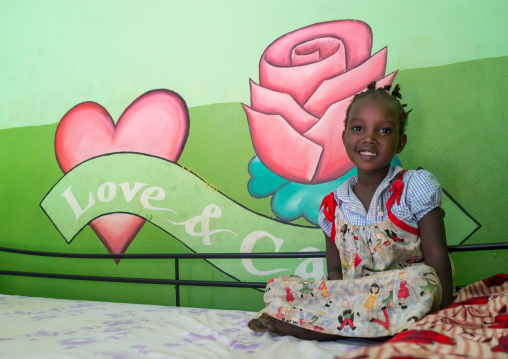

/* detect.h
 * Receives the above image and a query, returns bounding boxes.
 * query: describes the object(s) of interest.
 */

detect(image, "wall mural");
[53,90,189,259]
[41,20,479,283]
[243,20,396,224]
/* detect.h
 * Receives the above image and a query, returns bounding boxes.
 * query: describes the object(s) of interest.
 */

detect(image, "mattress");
[0,294,368,358]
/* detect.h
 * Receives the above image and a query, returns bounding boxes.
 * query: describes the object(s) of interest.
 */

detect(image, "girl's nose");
[362,132,376,144]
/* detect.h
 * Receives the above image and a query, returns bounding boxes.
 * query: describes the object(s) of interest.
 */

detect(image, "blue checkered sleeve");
[405,170,442,222]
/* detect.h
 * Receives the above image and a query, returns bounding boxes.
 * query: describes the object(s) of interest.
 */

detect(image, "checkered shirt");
[318,166,442,237]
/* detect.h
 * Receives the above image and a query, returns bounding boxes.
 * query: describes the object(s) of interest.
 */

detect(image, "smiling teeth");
[360,151,376,156]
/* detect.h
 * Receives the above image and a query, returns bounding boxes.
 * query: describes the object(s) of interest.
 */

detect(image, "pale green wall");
[1,0,507,129]
[0,0,507,311]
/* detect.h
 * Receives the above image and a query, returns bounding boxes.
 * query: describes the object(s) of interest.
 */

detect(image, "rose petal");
[261,38,346,106]
[260,20,372,105]
[290,37,344,67]
[303,71,397,183]
[243,104,322,183]
[263,20,372,69]
[303,96,354,184]
[250,80,319,134]
[374,71,398,89]
[303,48,388,118]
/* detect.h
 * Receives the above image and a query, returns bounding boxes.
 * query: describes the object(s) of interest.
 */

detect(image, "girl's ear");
[396,134,407,154]
[342,129,346,144]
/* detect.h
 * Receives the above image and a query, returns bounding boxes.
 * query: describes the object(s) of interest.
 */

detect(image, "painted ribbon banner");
[41,153,325,282]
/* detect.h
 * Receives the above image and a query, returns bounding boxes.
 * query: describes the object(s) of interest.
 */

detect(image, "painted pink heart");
[55,90,189,258]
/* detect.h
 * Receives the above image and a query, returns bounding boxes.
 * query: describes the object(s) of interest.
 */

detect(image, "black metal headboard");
[0,242,507,307]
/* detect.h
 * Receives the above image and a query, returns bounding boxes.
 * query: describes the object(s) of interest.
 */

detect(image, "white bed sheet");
[0,294,368,359]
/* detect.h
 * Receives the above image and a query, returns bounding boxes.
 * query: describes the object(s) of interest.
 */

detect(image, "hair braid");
[344,81,412,135]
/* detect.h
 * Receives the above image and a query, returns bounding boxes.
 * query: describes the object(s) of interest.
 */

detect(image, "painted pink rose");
[243,20,397,184]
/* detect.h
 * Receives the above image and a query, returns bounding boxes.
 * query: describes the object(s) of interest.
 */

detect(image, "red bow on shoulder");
[386,170,419,236]
[389,178,405,206]
[320,193,337,242]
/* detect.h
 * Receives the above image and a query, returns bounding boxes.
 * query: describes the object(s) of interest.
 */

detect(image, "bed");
[1,244,507,358]
[0,293,372,358]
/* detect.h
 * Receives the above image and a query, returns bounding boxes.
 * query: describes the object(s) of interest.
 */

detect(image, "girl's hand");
[325,235,343,280]
[419,207,454,310]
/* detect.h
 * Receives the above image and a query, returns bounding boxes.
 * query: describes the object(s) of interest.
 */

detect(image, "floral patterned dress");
[249,171,444,337]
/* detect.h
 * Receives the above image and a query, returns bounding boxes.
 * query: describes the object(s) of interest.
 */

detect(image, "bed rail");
[1,243,507,306]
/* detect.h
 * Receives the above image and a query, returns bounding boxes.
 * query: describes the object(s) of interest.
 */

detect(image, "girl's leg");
[267,318,341,341]
[268,318,391,342]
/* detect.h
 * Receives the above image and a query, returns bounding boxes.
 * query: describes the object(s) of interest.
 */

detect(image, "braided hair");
[344,81,412,135]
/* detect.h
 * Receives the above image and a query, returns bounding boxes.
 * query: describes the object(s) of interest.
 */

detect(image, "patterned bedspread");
[0,293,366,358]
[340,273,508,358]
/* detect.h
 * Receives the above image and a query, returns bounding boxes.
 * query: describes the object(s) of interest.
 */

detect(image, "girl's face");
[343,97,407,176]
[371,285,379,293]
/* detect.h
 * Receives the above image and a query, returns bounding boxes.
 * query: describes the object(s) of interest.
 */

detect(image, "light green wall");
[1,0,507,129]
[396,56,508,284]
[0,1,507,311]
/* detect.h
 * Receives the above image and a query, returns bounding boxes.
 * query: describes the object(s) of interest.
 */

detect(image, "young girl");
[248,82,454,340]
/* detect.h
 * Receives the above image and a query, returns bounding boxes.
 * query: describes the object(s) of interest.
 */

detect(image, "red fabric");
[388,329,455,345]
[339,275,508,358]
[489,313,508,329]
[372,307,391,330]
[493,335,508,353]
[340,318,355,330]
[353,253,362,267]
[320,193,337,242]
[321,171,420,240]
[483,273,508,287]
[386,170,420,236]
[397,281,410,299]
[285,287,294,302]
[447,296,489,309]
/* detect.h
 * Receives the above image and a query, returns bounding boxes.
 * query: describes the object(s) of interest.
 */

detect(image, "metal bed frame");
[1,242,507,307]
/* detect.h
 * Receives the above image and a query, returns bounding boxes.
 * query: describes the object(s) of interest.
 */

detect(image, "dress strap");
[386,170,419,235]
[320,193,337,242]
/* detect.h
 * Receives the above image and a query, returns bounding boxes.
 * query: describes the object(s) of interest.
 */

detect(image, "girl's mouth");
[359,151,377,157]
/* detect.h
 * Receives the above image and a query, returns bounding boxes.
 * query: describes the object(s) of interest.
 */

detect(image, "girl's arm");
[325,235,343,280]
[418,207,454,310]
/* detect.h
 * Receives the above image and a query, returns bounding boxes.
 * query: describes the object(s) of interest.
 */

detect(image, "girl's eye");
[352,126,362,131]
[379,128,392,134]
